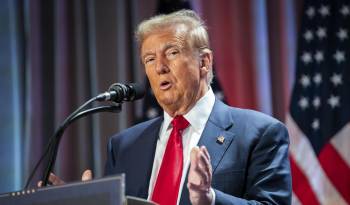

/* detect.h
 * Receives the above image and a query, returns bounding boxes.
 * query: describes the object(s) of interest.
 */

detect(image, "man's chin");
[158,97,180,109]
[156,93,174,103]
[159,99,176,107]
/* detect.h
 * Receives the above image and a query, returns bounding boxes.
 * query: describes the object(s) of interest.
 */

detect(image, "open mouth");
[160,81,172,90]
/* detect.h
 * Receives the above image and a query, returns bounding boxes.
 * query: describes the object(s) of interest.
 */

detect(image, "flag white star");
[340,5,350,16]
[304,30,314,42]
[300,75,311,88]
[333,50,346,63]
[306,6,316,18]
[313,73,322,85]
[316,27,327,39]
[314,51,324,63]
[337,28,348,41]
[301,52,313,64]
[313,96,321,109]
[299,97,309,110]
[330,73,343,86]
[311,118,320,130]
[327,95,340,108]
[319,5,330,17]
[146,108,158,119]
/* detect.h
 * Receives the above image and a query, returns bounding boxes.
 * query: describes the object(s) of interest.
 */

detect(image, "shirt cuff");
[210,188,216,205]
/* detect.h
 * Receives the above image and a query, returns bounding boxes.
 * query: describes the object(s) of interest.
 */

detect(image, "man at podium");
[49,10,292,205]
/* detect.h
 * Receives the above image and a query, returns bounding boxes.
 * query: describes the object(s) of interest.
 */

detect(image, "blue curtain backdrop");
[0,0,303,193]
[0,0,22,192]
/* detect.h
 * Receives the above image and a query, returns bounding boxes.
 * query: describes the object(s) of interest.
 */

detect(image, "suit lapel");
[198,122,235,173]
[125,117,163,198]
[180,99,236,204]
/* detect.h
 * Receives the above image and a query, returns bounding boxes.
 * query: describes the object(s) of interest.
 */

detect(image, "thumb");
[81,169,93,181]
[190,146,200,168]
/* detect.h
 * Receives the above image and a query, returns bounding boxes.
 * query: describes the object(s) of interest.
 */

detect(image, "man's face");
[141,28,208,116]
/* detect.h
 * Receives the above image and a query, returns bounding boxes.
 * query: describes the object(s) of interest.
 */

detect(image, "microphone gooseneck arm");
[24,104,121,189]
[42,104,121,186]
[41,96,98,187]
[24,82,144,189]
[24,105,121,189]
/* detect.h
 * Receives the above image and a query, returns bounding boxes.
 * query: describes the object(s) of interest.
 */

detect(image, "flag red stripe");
[290,156,321,205]
[319,143,350,204]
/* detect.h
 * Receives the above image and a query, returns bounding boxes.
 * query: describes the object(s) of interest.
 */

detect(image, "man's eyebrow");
[142,43,181,59]
[141,52,154,60]
[163,43,179,51]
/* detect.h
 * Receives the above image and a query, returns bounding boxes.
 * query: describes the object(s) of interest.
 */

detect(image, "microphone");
[28,82,143,188]
[97,83,145,103]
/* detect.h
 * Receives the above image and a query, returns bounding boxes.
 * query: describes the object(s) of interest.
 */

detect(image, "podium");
[0,175,155,205]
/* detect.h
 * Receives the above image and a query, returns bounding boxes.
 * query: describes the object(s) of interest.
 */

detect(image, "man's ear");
[199,60,209,76]
[199,50,213,76]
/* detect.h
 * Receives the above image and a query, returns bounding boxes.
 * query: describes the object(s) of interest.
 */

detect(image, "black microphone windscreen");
[127,83,145,101]
[107,83,145,102]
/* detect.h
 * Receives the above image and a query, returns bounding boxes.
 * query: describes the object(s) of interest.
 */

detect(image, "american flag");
[287,0,350,204]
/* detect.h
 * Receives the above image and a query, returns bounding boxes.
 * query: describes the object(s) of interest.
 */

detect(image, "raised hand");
[187,146,213,205]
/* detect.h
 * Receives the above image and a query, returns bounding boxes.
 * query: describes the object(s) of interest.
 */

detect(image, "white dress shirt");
[147,88,216,205]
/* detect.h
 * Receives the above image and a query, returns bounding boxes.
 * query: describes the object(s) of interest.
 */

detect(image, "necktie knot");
[171,115,189,131]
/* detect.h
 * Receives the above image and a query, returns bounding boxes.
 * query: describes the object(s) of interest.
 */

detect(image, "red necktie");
[151,115,189,205]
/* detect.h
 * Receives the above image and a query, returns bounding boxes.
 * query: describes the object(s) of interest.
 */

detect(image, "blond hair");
[136,10,213,84]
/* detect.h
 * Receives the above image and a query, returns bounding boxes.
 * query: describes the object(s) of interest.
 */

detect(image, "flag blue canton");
[290,0,350,154]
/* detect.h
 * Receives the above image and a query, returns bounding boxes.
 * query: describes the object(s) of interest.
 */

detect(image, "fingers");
[191,146,212,182]
[82,169,93,181]
[188,146,214,205]
[37,172,65,187]
[49,173,65,185]
[200,146,211,162]
[37,169,92,188]
[198,147,212,178]
[195,154,210,185]
[188,146,212,191]
[191,146,210,167]
[188,181,209,193]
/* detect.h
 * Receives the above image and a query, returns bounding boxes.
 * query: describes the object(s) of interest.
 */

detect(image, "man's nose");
[155,58,170,74]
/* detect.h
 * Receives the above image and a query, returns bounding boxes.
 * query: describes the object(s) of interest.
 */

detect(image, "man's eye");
[171,50,179,55]
[166,50,179,59]
[144,57,155,64]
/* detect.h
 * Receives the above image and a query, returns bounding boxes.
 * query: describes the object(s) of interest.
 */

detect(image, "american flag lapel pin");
[216,136,225,144]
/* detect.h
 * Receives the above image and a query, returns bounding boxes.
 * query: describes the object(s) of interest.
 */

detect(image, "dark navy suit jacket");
[105,99,292,204]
